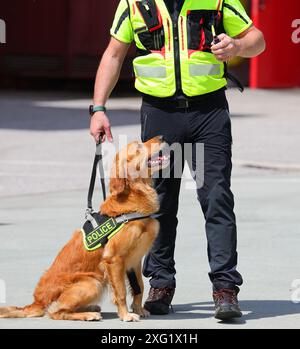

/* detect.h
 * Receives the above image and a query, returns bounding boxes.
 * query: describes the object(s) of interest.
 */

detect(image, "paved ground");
[0,89,300,329]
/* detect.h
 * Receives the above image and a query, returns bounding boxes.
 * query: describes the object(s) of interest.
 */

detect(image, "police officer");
[90,0,265,320]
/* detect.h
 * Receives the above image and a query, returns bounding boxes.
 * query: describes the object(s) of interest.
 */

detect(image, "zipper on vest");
[167,19,171,51]
[180,16,184,50]
[173,19,182,93]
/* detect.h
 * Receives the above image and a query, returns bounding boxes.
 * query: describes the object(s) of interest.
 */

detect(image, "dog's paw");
[121,312,140,322]
[139,308,150,318]
[132,306,150,318]
[83,312,103,321]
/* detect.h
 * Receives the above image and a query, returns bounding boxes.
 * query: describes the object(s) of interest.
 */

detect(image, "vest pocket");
[134,1,165,51]
[187,10,219,53]
[133,54,175,97]
[181,50,227,96]
[137,29,165,51]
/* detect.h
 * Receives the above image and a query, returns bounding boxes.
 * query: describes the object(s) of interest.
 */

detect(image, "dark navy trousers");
[141,90,243,291]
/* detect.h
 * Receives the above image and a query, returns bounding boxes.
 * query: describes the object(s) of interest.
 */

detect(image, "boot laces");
[149,287,174,300]
[214,289,237,304]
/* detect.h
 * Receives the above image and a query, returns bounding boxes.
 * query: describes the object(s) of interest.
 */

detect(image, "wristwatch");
[89,105,106,116]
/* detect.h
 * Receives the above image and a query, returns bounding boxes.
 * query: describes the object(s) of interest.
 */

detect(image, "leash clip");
[85,208,99,229]
[85,208,94,221]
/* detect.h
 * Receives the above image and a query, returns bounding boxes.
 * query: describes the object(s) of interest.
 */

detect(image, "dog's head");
[109,136,170,196]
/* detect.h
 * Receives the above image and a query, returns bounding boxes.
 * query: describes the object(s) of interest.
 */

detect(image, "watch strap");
[89,105,106,115]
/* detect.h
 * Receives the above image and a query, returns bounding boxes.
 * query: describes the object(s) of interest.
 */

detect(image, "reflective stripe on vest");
[135,65,167,78]
[189,64,221,77]
[128,0,227,97]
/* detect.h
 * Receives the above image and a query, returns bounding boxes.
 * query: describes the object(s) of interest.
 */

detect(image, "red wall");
[0,0,133,80]
[250,0,300,88]
[1,0,299,88]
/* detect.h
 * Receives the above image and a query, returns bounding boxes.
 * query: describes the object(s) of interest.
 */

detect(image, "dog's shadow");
[146,300,300,324]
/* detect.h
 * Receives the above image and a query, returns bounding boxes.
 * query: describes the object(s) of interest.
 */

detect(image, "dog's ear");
[109,155,127,196]
[110,177,126,196]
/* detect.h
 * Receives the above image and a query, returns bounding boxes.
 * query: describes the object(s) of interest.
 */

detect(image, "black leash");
[87,143,106,213]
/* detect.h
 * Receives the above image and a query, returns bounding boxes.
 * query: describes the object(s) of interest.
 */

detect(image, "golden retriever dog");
[0,136,169,322]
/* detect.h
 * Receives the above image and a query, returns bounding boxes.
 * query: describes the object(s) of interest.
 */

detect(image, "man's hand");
[211,33,241,62]
[211,27,265,61]
[90,111,113,143]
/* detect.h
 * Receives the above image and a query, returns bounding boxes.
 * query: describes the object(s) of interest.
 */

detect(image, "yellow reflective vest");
[111,0,252,98]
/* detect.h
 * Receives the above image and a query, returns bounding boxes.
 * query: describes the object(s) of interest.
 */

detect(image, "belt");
[142,89,226,110]
[174,99,191,109]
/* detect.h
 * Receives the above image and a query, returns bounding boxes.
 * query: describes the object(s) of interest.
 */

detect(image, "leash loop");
[86,142,107,214]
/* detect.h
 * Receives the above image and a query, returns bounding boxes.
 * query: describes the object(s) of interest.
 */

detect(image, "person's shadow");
[147,300,300,325]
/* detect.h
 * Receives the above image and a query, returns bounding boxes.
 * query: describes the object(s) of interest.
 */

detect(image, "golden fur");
[0,136,165,322]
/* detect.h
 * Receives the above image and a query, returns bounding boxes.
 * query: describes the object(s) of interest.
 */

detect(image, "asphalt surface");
[0,89,299,329]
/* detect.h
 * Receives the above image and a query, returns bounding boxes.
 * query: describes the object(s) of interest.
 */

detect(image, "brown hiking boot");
[213,288,242,320]
[144,287,175,315]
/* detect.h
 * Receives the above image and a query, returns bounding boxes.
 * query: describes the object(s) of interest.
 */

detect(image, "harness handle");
[87,143,107,212]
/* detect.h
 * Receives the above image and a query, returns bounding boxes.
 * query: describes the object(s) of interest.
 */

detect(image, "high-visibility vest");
[127,0,230,97]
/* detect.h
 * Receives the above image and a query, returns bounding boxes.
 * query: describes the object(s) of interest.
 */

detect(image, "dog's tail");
[0,303,45,318]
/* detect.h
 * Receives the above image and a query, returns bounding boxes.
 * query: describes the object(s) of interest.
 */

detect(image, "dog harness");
[82,211,152,251]
[82,213,125,251]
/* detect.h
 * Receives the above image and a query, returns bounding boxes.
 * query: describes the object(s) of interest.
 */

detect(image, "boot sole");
[144,303,170,315]
[215,309,242,320]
